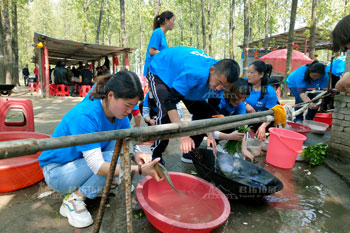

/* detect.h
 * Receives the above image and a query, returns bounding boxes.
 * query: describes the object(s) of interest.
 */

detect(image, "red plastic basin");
[286,122,311,136]
[0,131,50,193]
[313,113,332,127]
[136,172,230,233]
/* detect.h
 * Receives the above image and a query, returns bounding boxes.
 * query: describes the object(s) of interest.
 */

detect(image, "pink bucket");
[266,128,307,169]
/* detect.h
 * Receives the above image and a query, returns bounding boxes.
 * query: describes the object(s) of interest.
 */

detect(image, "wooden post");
[112,56,115,74]
[44,46,50,98]
[304,39,308,55]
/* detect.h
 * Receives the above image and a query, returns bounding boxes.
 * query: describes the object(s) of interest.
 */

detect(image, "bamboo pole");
[93,139,122,233]
[124,140,133,233]
[0,111,275,159]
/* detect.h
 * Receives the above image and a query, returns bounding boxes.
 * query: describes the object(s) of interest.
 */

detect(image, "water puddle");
[213,162,350,233]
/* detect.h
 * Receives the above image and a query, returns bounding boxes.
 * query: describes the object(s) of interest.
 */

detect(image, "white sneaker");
[59,193,93,228]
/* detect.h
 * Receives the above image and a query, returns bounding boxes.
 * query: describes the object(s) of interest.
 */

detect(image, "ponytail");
[153,11,174,30]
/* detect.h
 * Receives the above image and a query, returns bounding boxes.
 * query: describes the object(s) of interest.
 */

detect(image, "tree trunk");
[207,1,212,56]
[282,0,298,98]
[229,0,236,59]
[11,1,19,85]
[242,0,250,77]
[309,0,317,59]
[264,0,269,54]
[0,8,5,84]
[139,0,143,74]
[201,0,206,52]
[196,24,199,49]
[154,0,161,16]
[180,8,184,46]
[84,0,88,42]
[1,0,14,84]
[96,0,105,44]
[190,0,193,46]
[120,0,127,67]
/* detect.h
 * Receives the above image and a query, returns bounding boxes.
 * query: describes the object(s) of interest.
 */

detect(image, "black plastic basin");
[190,148,283,199]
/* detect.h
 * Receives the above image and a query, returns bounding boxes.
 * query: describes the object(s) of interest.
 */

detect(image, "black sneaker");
[181,153,193,164]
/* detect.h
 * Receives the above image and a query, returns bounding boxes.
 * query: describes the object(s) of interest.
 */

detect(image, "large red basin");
[136,172,230,233]
[0,131,50,193]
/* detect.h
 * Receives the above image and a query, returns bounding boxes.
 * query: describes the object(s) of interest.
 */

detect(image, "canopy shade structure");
[32,32,135,65]
[239,27,331,53]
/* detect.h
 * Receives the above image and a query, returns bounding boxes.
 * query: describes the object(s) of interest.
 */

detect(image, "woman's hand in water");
[246,103,256,113]
[134,152,152,164]
[141,158,164,182]
[241,148,255,162]
[256,125,267,141]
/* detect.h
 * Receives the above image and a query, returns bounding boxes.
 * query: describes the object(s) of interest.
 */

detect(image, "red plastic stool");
[28,82,37,92]
[80,85,92,97]
[49,84,57,96]
[36,82,41,93]
[0,98,35,132]
[56,84,69,96]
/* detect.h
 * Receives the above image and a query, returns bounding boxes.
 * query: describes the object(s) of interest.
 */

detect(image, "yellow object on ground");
[270,105,286,127]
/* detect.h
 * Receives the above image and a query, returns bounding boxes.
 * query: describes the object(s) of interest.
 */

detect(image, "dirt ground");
[1,86,349,233]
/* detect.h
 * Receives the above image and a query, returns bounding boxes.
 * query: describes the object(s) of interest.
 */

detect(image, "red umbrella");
[259,49,313,73]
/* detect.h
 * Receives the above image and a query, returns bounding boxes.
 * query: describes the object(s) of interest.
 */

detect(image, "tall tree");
[309,0,317,59]
[0,9,5,84]
[95,0,105,44]
[201,0,206,52]
[264,0,269,54]
[207,1,212,55]
[83,0,88,42]
[120,0,127,66]
[242,0,250,77]
[11,1,19,85]
[139,0,143,73]
[154,0,161,16]
[229,0,236,59]
[189,0,193,46]
[283,0,298,97]
[1,0,15,84]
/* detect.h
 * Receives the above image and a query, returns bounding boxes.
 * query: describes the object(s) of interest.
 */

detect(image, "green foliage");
[301,143,328,166]
[223,126,250,155]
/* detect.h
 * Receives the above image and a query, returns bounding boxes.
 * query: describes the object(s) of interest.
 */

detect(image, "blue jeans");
[42,143,120,199]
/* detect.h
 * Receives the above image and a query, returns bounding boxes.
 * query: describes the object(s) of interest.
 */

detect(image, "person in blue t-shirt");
[245,61,278,141]
[143,11,175,77]
[213,78,255,161]
[140,91,183,126]
[38,71,162,228]
[286,61,328,122]
[148,46,240,164]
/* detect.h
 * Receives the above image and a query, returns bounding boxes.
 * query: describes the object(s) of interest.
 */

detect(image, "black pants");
[148,72,220,159]
[24,76,29,86]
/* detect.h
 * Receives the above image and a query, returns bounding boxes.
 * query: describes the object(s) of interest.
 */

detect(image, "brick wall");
[328,94,350,162]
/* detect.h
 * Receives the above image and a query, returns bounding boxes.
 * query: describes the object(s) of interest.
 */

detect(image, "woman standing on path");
[143,11,175,77]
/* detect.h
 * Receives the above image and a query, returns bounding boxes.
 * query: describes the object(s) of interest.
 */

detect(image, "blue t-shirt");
[245,84,278,112]
[38,98,130,167]
[286,65,329,90]
[143,28,168,77]
[150,47,222,101]
[219,98,246,115]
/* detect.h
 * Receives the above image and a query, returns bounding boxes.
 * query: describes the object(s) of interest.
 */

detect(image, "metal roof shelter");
[239,27,332,53]
[32,32,135,98]
[33,32,134,65]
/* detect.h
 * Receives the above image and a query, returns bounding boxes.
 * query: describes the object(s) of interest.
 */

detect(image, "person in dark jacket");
[22,64,30,86]
[54,61,74,95]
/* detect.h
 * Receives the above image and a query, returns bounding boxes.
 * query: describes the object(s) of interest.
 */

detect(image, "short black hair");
[213,59,240,83]
[332,15,350,52]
